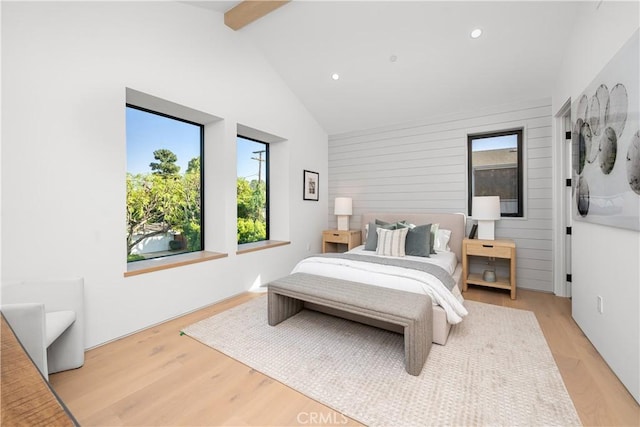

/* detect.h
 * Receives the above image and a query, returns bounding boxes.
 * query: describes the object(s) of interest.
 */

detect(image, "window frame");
[467,128,524,218]
[125,103,205,260]
[236,134,270,243]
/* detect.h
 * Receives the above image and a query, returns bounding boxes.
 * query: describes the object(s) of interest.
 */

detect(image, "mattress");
[291,246,468,325]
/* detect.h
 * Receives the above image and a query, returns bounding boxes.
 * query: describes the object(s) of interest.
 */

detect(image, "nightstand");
[462,238,517,299]
[322,230,362,253]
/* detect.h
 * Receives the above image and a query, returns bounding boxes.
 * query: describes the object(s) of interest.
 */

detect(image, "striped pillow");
[376,227,409,257]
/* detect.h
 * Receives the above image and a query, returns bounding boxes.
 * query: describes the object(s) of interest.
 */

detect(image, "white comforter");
[291,246,468,324]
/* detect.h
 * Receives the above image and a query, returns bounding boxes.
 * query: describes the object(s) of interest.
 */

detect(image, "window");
[237,135,269,244]
[126,105,204,262]
[467,129,523,217]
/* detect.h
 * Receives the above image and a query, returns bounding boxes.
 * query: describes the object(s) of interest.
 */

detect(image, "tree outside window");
[237,136,269,244]
[126,106,203,262]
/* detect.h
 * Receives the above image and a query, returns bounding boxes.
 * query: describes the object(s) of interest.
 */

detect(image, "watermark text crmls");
[296,411,349,425]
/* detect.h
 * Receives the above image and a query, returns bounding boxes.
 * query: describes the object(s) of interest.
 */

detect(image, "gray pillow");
[364,221,396,251]
[401,221,437,254]
[397,222,431,257]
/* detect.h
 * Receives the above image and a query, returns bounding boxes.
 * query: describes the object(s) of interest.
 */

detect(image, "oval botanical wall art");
[593,84,610,136]
[600,127,617,174]
[573,118,586,174]
[576,176,590,217]
[607,83,628,137]
[628,131,640,195]
[581,121,599,165]
[571,29,639,231]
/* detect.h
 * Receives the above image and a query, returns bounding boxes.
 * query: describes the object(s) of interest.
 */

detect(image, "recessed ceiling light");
[470,28,483,39]
[331,73,340,80]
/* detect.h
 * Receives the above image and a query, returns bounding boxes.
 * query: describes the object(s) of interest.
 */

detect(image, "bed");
[291,212,468,345]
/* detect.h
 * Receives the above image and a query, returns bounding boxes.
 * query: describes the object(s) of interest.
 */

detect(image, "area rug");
[183,296,581,426]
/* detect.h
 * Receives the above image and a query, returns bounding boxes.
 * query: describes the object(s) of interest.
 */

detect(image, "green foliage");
[127,253,146,262]
[236,178,252,219]
[150,148,180,176]
[181,221,201,252]
[169,240,184,250]
[186,157,200,175]
[126,153,201,260]
[237,177,267,244]
[237,218,266,244]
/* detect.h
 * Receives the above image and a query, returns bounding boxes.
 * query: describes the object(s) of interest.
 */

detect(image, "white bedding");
[291,246,468,324]
[349,245,459,275]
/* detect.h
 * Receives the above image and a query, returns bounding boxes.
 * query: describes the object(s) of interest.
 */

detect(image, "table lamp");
[473,196,501,240]
[334,197,353,231]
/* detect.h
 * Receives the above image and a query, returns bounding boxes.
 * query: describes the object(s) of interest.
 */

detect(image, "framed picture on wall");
[303,170,319,201]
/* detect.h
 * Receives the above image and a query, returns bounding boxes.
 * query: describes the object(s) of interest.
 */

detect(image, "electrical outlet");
[597,295,604,314]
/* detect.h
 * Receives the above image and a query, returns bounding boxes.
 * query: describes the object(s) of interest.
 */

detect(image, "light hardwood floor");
[49,287,639,426]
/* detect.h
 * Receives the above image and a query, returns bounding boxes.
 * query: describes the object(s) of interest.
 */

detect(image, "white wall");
[552,1,640,403]
[1,2,328,348]
[328,98,555,292]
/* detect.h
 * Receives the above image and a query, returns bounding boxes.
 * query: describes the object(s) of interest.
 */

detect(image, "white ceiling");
[186,1,580,135]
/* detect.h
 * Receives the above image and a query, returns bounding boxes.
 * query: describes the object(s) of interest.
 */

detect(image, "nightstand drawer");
[322,231,349,244]
[466,243,512,258]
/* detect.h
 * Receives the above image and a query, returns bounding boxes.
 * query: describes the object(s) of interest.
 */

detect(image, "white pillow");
[434,229,452,252]
[376,227,409,257]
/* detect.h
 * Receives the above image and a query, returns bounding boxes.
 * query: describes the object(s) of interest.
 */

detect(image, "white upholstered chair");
[1,278,85,379]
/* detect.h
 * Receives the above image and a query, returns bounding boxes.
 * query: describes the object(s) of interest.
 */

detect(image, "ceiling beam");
[224,1,289,31]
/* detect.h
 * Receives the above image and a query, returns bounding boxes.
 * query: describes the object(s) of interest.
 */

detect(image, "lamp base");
[477,220,495,240]
[337,216,350,231]
[482,270,497,282]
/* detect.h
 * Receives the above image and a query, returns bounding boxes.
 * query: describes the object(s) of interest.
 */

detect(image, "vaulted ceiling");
[186,1,580,135]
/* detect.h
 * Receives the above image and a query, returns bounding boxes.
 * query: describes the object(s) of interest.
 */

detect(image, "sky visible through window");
[471,134,517,152]
[237,136,266,182]
[126,107,200,175]
[126,107,262,181]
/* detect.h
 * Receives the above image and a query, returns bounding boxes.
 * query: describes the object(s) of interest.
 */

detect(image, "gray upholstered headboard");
[361,213,466,262]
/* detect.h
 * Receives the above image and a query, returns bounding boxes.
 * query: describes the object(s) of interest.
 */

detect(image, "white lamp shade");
[334,197,353,215]
[473,196,500,240]
[472,196,501,220]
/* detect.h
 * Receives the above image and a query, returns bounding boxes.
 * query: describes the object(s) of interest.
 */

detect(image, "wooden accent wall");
[328,98,554,292]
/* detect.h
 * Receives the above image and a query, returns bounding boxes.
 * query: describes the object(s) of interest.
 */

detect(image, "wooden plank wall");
[328,98,554,292]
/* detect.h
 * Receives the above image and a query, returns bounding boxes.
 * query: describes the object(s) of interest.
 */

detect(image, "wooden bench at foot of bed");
[267,272,433,376]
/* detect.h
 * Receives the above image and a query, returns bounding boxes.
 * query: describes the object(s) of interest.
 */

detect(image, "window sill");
[236,240,290,255]
[124,251,228,277]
